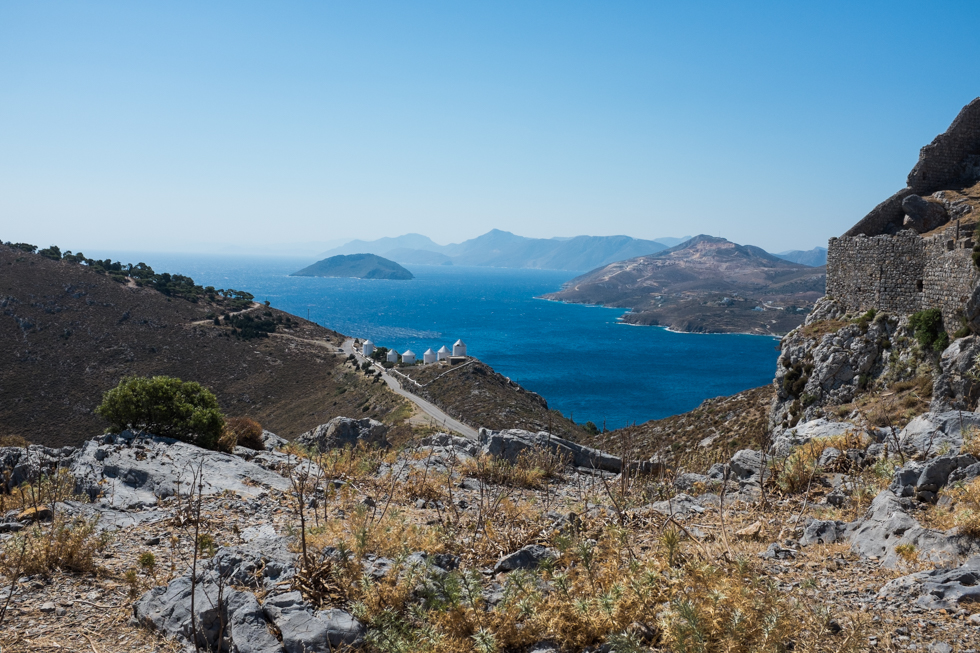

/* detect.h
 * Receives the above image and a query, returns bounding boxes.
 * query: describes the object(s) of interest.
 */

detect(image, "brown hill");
[394,359,588,441]
[543,235,826,334]
[0,244,412,447]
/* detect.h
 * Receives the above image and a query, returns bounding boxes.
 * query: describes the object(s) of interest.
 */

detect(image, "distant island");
[543,235,826,335]
[291,253,414,280]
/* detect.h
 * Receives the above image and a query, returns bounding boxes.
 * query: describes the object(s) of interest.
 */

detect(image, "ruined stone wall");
[826,232,925,315]
[827,225,979,328]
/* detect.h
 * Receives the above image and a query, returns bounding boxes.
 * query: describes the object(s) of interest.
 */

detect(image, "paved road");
[341,339,479,440]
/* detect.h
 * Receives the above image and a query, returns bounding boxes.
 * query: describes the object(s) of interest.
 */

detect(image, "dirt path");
[341,339,479,439]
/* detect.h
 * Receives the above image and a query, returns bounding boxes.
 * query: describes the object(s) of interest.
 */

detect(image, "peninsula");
[291,253,414,280]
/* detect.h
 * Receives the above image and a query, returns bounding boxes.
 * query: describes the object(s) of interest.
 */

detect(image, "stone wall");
[827,224,978,328]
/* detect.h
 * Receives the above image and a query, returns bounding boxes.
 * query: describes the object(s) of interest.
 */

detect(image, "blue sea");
[90,252,780,430]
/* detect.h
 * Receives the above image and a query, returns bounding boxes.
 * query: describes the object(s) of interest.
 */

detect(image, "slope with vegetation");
[291,253,414,280]
[0,242,415,446]
[544,235,826,334]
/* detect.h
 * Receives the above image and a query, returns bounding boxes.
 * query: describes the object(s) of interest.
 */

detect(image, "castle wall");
[827,224,978,329]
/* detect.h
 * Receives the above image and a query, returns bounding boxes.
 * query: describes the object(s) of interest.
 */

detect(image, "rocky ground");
[4,406,980,652]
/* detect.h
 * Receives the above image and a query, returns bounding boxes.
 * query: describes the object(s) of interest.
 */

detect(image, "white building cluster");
[364,338,468,366]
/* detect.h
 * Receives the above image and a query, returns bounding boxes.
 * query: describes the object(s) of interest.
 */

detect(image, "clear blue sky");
[2,1,979,255]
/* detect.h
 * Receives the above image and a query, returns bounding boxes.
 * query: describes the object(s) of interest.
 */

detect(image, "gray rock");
[759,543,796,560]
[817,447,842,469]
[771,419,859,458]
[673,473,710,492]
[897,411,980,456]
[649,493,705,517]
[479,428,624,474]
[948,462,980,486]
[494,545,557,572]
[260,430,288,451]
[932,336,980,411]
[799,519,845,546]
[70,431,291,509]
[916,454,977,494]
[263,592,364,652]
[706,463,729,480]
[902,194,948,233]
[729,450,767,485]
[134,575,283,653]
[297,417,388,452]
[878,556,980,612]
[846,490,977,567]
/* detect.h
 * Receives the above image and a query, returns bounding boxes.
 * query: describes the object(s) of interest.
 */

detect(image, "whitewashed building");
[386,349,399,363]
[402,349,416,364]
[437,346,451,361]
[423,348,437,364]
[362,340,374,357]
[453,339,467,357]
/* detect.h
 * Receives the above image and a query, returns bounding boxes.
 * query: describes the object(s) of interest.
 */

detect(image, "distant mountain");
[652,236,692,248]
[543,235,826,335]
[385,248,454,266]
[774,247,828,267]
[291,254,414,280]
[316,233,442,258]
[316,230,668,271]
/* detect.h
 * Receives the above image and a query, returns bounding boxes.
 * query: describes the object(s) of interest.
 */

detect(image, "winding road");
[341,339,479,439]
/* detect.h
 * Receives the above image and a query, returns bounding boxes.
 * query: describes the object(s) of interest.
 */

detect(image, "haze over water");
[95,252,780,430]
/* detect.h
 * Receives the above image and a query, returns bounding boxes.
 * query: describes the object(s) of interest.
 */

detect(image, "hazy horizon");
[3,2,980,254]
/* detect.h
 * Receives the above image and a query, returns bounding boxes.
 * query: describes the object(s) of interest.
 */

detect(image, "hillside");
[393,359,588,441]
[318,229,669,271]
[0,244,415,446]
[291,253,414,280]
[775,246,828,267]
[543,235,826,334]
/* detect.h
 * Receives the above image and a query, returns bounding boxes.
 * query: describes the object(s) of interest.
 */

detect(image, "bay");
[89,252,780,430]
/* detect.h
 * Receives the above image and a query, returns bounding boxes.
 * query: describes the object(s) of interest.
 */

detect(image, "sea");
[90,252,780,430]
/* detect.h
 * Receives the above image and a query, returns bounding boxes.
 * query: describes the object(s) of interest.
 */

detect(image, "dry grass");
[460,448,568,490]
[217,416,265,452]
[798,319,848,340]
[771,432,871,494]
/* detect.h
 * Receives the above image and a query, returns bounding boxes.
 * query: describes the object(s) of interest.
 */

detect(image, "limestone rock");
[296,417,389,452]
[878,556,980,610]
[729,450,767,485]
[897,411,980,456]
[846,490,976,567]
[799,518,845,546]
[263,592,364,652]
[70,431,291,509]
[478,428,624,474]
[902,194,949,233]
[648,493,705,517]
[771,419,862,458]
[494,544,557,572]
[931,336,980,412]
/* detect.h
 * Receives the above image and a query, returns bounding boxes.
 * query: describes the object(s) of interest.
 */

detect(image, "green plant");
[95,376,225,449]
[894,543,918,564]
[909,308,948,352]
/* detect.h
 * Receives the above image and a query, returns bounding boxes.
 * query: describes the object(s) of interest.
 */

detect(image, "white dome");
[454,339,465,346]
[424,348,435,355]
[403,349,415,357]
[437,346,450,353]
[364,339,374,346]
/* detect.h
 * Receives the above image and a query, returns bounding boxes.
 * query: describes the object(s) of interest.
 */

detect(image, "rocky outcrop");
[902,194,949,233]
[70,431,292,509]
[770,299,901,429]
[878,556,980,610]
[931,336,980,412]
[896,411,980,457]
[478,428,626,473]
[296,417,388,452]
[770,419,868,458]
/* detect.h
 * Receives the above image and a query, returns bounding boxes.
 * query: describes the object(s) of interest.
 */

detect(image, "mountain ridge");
[543,234,826,334]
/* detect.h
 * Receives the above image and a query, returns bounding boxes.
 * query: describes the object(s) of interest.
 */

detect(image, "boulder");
[902,194,949,233]
[770,419,860,458]
[799,519,845,546]
[263,592,364,652]
[897,411,980,456]
[297,417,389,452]
[494,545,557,572]
[674,473,711,492]
[260,430,288,451]
[478,429,624,474]
[70,431,291,509]
[648,493,705,517]
[931,336,980,412]
[878,556,980,610]
[845,490,976,568]
[729,450,767,485]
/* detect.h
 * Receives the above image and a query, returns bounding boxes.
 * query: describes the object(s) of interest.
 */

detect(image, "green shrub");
[95,376,225,449]
[909,308,948,352]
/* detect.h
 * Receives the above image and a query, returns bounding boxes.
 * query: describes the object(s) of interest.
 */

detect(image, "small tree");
[95,376,225,449]
[909,308,949,352]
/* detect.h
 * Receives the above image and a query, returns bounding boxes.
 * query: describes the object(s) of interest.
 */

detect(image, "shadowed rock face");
[902,194,949,233]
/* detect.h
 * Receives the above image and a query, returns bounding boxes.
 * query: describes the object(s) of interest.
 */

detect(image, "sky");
[2,2,980,256]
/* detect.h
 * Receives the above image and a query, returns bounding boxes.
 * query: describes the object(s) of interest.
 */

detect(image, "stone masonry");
[827,98,980,327]
[827,223,978,328]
